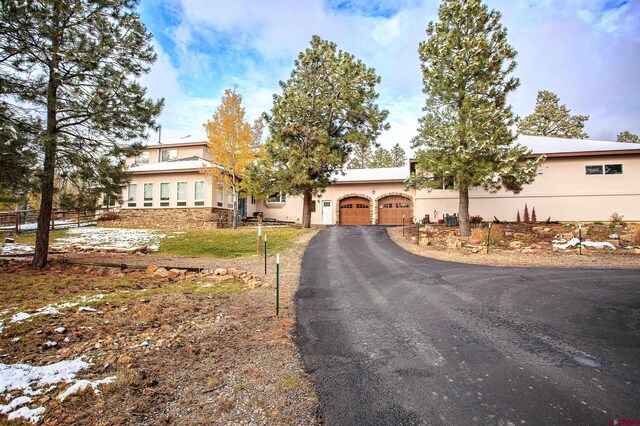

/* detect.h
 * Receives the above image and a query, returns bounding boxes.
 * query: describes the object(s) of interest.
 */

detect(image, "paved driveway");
[296,226,640,425]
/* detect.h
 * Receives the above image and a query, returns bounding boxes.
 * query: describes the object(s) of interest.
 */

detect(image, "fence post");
[51,209,55,230]
[77,210,81,227]
[15,211,19,235]
[487,222,492,254]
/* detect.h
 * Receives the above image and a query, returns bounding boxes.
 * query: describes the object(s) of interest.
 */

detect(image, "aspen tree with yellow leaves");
[202,89,263,228]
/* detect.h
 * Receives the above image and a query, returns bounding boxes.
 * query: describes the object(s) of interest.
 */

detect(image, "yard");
[0,226,319,425]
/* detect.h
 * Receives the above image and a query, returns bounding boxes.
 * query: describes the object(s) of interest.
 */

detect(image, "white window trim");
[143,183,153,207]
[176,182,187,207]
[194,181,206,206]
[160,182,170,207]
[585,163,623,175]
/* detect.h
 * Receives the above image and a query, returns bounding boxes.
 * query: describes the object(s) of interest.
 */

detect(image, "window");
[267,193,286,203]
[127,184,137,207]
[585,165,603,175]
[440,176,455,190]
[101,194,116,207]
[135,151,149,164]
[310,200,316,212]
[227,192,233,209]
[341,204,353,209]
[143,183,153,207]
[176,182,187,207]
[250,195,256,205]
[216,188,224,207]
[396,203,409,208]
[586,164,623,175]
[605,164,623,175]
[160,149,177,162]
[160,183,170,207]
[356,203,369,209]
[194,181,205,206]
[380,203,393,209]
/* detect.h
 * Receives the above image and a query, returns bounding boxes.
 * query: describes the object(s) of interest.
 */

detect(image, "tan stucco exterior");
[254,154,640,225]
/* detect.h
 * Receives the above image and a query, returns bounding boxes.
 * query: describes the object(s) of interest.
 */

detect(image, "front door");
[322,200,332,225]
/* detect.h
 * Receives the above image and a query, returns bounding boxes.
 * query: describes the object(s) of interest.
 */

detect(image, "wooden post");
[257,214,263,255]
[15,211,19,235]
[77,210,81,227]
[51,209,55,230]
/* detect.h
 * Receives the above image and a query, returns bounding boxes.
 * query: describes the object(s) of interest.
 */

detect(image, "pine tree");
[348,144,374,169]
[0,0,163,267]
[523,203,530,223]
[518,90,589,139]
[250,36,389,228]
[516,210,521,224]
[616,131,639,143]
[407,0,543,237]
[389,143,407,167]
[202,89,263,228]
[369,147,394,168]
[531,207,537,224]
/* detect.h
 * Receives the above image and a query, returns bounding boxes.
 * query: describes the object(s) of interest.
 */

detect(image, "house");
[252,136,640,225]
[116,136,241,228]
[116,134,640,228]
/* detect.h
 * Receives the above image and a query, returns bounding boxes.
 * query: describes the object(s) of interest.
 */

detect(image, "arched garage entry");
[377,195,411,225]
[339,196,371,225]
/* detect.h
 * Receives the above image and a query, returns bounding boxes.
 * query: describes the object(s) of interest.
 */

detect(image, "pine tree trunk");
[458,188,470,237]
[33,22,59,269]
[302,191,312,228]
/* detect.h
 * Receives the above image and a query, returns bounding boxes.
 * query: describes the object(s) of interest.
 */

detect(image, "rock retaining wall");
[98,208,232,229]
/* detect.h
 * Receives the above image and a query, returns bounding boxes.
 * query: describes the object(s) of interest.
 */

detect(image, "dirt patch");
[388,223,640,269]
[0,230,320,425]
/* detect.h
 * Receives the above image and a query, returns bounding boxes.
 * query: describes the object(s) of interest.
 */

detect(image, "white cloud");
[139,0,640,145]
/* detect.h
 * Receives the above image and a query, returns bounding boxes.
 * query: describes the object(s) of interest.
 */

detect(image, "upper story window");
[267,193,286,203]
[135,151,149,164]
[160,149,178,162]
[586,164,623,175]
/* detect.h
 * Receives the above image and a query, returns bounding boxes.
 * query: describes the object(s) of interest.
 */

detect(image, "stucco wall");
[415,155,640,222]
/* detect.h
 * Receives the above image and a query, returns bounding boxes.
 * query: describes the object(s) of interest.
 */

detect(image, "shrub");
[609,212,624,223]
[593,221,604,225]
[99,211,119,221]
[470,214,483,224]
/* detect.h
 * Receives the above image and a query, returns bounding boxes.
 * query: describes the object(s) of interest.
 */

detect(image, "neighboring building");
[253,136,640,225]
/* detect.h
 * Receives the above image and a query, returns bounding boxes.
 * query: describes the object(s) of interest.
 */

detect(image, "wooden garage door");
[378,196,411,225]
[339,197,371,225]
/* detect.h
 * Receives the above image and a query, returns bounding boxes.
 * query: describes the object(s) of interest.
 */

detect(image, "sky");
[136,0,640,154]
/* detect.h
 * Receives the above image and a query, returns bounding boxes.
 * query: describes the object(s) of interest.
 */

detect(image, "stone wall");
[98,208,232,229]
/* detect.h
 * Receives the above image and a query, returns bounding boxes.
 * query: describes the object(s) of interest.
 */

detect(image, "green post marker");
[579,223,582,255]
[487,222,492,254]
[276,253,280,316]
[264,234,267,275]
[417,222,420,245]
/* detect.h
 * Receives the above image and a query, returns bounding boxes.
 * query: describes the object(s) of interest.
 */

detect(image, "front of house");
[116,135,640,228]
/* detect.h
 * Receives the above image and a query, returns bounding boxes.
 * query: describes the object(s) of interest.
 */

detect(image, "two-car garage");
[338,195,411,225]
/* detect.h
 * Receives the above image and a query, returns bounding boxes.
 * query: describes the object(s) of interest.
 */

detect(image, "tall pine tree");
[518,90,589,139]
[0,0,163,267]
[251,35,389,228]
[408,0,542,237]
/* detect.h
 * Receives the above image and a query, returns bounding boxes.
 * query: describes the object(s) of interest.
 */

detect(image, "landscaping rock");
[146,265,158,274]
[620,234,635,242]
[563,233,574,241]
[469,238,482,245]
[214,268,228,276]
[510,241,524,249]
[219,275,235,283]
[153,267,169,278]
[513,232,527,239]
[167,268,186,281]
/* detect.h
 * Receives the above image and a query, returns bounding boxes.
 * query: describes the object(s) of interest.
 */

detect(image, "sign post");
[579,223,582,255]
[487,222,492,254]
[257,214,263,255]
[402,214,405,237]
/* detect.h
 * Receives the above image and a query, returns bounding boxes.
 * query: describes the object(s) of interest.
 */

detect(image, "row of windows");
[128,181,205,208]
[134,149,179,164]
[340,203,369,209]
[585,164,623,175]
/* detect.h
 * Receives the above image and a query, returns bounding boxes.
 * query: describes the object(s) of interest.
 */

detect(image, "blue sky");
[137,0,640,152]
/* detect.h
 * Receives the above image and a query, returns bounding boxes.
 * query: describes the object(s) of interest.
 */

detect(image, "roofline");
[142,141,207,149]
[332,179,406,185]
[130,168,204,175]
[539,150,640,158]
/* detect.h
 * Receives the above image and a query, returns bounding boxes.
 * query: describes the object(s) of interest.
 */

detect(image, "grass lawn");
[156,227,308,258]
[7,226,309,258]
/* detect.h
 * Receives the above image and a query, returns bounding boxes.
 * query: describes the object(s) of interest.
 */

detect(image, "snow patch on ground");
[0,244,35,256]
[0,357,115,423]
[553,238,616,250]
[55,227,168,251]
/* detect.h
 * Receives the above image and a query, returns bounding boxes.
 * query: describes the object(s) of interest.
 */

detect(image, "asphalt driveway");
[296,226,640,425]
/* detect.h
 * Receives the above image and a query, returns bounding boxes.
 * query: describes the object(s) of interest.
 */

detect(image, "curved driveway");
[296,226,640,425]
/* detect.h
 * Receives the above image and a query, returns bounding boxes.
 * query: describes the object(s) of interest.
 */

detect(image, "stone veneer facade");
[99,207,232,229]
